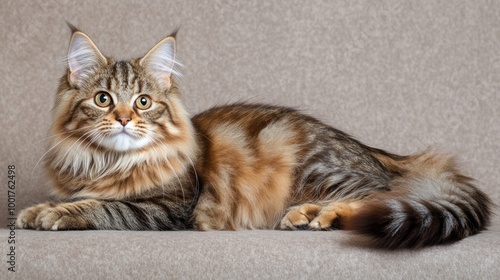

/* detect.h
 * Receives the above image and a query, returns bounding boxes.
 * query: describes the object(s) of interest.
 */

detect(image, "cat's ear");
[67,29,107,87]
[140,35,177,90]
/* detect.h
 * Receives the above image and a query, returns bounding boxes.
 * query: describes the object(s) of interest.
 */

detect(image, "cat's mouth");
[117,128,133,137]
[113,127,138,138]
[98,127,151,151]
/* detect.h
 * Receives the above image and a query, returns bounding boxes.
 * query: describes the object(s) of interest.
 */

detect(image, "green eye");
[135,95,152,110]
[95,92,112,107]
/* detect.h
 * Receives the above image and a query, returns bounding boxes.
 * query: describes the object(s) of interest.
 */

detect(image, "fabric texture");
[1,1,499,279]
[3,228,500,280]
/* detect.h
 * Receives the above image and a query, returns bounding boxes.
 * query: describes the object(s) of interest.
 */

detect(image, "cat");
[17,25,492,249]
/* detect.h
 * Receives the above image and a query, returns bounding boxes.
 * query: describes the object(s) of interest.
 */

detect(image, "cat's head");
[52,26,192,153]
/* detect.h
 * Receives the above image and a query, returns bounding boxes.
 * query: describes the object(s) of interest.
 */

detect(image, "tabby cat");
[17,26,492,249]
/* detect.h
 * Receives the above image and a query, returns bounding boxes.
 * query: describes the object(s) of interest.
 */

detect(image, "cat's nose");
[116,117,131,126]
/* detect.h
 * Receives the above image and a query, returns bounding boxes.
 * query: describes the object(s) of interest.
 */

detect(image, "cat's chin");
[99,133,152,152]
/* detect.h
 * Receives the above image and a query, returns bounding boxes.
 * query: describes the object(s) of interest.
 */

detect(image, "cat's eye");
[135,95,152,110]
[94,92,112,107]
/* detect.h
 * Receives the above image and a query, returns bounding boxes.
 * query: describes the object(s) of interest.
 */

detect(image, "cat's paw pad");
[280,203,321,230]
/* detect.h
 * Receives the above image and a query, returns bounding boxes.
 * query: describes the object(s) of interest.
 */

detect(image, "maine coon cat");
[17,26,492,249]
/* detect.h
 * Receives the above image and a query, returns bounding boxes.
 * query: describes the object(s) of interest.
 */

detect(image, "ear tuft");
[65,21,79,33]
[67,31,106,87]
[140,36,179,89]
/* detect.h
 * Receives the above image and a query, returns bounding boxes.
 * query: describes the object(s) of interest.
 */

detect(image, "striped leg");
[16,198,193,231]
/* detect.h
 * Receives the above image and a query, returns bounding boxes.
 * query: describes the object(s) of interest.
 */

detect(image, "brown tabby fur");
[17,26,492,249]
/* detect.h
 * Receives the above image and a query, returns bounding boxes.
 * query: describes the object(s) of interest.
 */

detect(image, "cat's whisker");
[29,127,92,185]
[143,135,169,200]
[30,125,95,147]
[157,134,200,205]
[81,128,103,153]
[57,128,102,176]
[186,156,200,206]
[91,131,113,179]
[144,133,186,204]
[77,128,111,178]
[156,134,188,196]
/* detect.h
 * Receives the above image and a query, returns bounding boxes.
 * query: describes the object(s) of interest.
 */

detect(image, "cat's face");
[53,30,189,153]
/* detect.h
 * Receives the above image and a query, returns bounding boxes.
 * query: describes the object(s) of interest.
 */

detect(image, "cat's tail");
[342,152,492,249]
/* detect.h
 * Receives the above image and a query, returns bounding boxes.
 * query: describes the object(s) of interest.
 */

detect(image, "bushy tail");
[343,152,492,249]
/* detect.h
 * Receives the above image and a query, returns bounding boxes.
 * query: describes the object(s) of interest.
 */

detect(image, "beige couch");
[1,1,499,279]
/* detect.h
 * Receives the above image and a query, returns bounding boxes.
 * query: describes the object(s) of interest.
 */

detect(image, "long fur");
[341,152,491,248]
[16,27,492,250]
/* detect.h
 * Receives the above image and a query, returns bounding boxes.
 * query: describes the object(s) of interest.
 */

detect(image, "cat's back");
[191,103,325,157]
[191,103,391,187]
[192,103,305,131]
[191,103,366,162]
[191,103,359,155]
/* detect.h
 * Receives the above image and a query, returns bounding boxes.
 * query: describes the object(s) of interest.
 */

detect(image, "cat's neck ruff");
[47,132,198,200]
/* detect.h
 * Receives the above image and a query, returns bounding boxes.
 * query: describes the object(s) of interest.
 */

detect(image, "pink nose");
[116,117,131,126]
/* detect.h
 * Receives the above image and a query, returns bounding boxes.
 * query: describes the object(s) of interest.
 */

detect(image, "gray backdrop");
[1,0,499,227]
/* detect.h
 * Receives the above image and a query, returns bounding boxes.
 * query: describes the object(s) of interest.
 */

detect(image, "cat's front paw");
[35,207,81,230]
[16,202,58,229]
[17,201,95,230]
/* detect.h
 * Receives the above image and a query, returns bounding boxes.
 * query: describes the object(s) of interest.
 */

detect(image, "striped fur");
[17,27,491,249]
[340,152,492,248]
